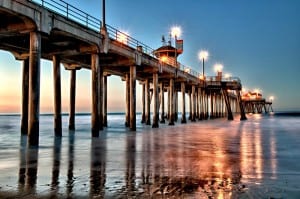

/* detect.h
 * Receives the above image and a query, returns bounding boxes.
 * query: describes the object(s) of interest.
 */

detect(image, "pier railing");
[206,76,241,83]
[31,0,101,31]
[30,0,236,85]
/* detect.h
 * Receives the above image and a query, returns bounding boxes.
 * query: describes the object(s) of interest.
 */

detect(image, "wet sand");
[0,114,300,198]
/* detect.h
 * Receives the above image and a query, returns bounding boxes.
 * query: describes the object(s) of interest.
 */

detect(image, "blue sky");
[68,0,300,110]
[1,0,300,112]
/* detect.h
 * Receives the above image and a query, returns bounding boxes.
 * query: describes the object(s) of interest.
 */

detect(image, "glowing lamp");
[171,26,181,38]
[198,50,209,61]
[116,31,128,44]
[214,63,223,73]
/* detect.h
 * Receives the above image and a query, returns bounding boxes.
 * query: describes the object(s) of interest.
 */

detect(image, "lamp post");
[102,0,106,28]
[171,26,181,68]
[198,50,209,79]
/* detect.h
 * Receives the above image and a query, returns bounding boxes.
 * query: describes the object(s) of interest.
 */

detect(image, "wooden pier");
[0,0,247,146]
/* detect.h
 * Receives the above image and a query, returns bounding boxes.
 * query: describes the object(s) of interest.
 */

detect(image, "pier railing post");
[53,55,62,137]
[28,31,41,146]
[21,58,29,135]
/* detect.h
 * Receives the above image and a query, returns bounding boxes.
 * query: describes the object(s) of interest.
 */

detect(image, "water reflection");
[240,115,278,184]
[125,132,136,194]
[240,119,263,183]
[67,132,75,197]
[141,130,151,186]
[270,130,277,179]
[90,134,106,198]
[11,116,281,198]
[51,136,62,192]
[137,127,242,197]
[18,135,27,193]
[18,136,39,195]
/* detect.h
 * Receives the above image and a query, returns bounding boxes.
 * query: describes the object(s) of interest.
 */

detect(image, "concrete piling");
[28,32,41,146]
[53,55,62,137]
[69,70,76,130]
[21,58,29,135]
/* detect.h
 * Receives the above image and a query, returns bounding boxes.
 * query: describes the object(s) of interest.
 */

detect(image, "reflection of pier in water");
[12,121,280,198]
[18,135,39,196]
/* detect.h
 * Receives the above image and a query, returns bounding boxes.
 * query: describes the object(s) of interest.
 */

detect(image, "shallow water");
[0,113,300,198]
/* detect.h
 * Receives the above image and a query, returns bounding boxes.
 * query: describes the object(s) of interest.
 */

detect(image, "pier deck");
[0,0,247,146]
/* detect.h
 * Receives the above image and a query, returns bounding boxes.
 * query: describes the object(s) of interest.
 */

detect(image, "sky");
[1,0,300,113]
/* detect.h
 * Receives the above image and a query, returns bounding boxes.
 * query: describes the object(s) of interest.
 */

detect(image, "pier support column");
[103,75,108,127]
[141,83,146,123]
[222,89,233,120]
[145,79,151,125]
[152,73,159,128]
[205,90,209,119]
[236,90,247,121]
[210,92,214,119]
[201,89,205,119]
[167,87,170,120]
[53,55,62,137]
[129,66,136,131]
[91,54,100,137]
[169,78,175,125]
[191,85,196,122]
[199,88,203,120]
[28,32,41,146]
[98,64,103,131]
[218,94,222,117]
[175,92,178,122]
[21,58,29,135]
[196,88,199,120]
[188,90,192,120]
[160,82,165,123]
[69,70,76,130]
[181,82,187,123]
[125,73,130,127]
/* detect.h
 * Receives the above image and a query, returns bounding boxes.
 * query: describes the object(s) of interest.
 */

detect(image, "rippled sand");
[0,114,300,198]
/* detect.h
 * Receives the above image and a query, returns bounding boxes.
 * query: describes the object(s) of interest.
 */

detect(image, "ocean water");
[0,112,300,198]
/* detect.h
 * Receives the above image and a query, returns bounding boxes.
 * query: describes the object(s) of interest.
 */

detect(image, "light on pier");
[214,63,223,73]
[198,50,209,78]
[116,31,129,44]
[171,26,181,38]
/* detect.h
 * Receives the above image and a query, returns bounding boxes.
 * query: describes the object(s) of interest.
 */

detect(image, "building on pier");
[242,91,273,113]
